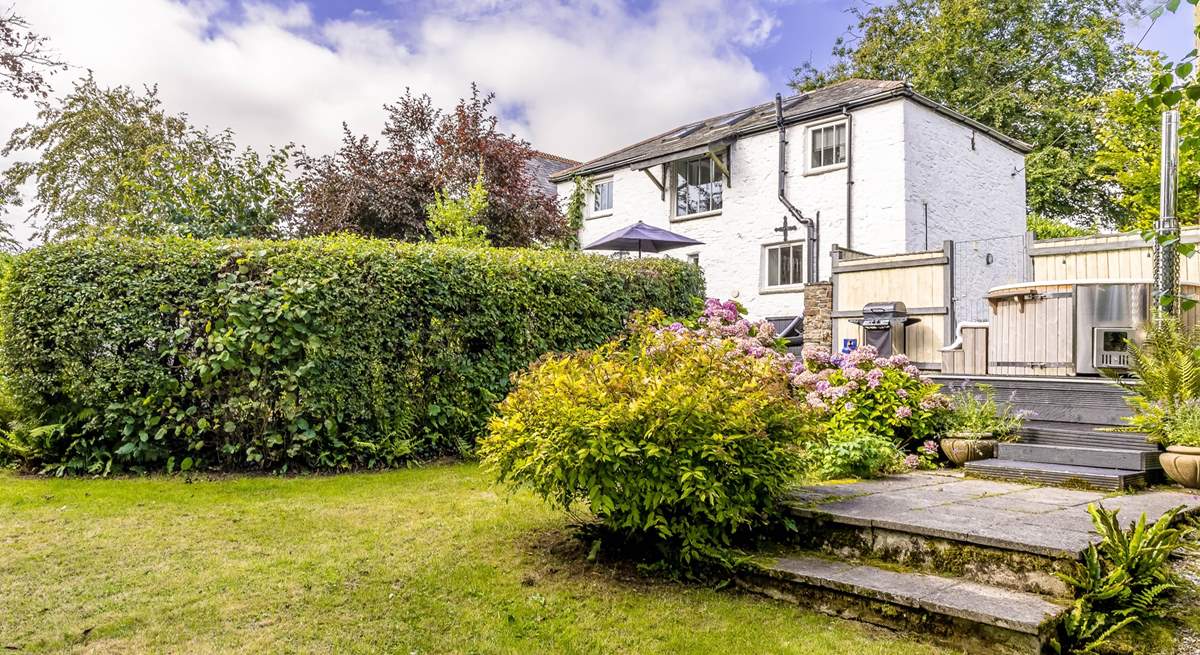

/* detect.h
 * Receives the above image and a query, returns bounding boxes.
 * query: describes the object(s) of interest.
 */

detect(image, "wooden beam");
[707,150,731,187]
[642,167,664,194]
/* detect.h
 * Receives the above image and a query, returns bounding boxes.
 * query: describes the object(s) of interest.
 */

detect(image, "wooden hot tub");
[984,279,1200,377]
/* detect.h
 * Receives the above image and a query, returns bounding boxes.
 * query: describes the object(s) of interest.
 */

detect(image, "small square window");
[809,122,847,171]
[764,243,804,288]
[687,253,700,266]
[592,179,613,214]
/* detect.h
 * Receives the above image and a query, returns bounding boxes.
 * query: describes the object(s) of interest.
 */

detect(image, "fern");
[1112,315,1200,442]
[1053,504,1186,653]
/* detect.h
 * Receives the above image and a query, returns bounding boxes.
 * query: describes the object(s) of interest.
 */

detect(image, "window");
[764,243,804,289]
[715,109,754,128]
[673,154,724,217]
[592,179,613,214]
[687,253,700,266]
[809,121,847,170]
[662,122,704,142]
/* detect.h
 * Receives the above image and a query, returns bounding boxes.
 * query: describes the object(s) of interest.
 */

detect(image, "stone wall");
[802,282,833,352]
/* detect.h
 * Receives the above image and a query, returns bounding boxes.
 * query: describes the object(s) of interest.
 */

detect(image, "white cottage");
[552,79,1031,323]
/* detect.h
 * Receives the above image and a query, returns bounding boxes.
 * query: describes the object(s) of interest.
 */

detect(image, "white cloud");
[1,0,782,243]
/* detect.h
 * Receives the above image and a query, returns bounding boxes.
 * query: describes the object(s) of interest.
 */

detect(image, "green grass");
[0,463,952,655]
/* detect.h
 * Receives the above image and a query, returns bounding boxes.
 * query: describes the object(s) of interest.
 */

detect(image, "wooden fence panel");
[1028,229,1200,282]
[831,244,952,370]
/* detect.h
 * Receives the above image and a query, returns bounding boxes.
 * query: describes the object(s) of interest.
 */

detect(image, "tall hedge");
[0,236,703,473]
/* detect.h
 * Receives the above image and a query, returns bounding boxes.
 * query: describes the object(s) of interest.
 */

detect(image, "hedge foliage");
[0,236,703,474]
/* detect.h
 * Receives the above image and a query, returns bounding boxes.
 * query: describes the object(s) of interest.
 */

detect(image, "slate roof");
[526,150,580,197]
[549,79,1032,183]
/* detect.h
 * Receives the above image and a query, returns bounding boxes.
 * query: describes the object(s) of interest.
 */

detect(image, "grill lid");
[862,301,909,319]
[854,301,920,329]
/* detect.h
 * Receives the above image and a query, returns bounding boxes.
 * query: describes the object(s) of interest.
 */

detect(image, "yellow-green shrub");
[480,317,814,572]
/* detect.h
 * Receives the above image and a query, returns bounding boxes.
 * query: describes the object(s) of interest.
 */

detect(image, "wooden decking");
[932,374,1154,490]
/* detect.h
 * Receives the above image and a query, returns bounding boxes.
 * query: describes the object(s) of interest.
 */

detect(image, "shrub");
[945,384,1025,440]
[480,307,815,573]
[1053,504,1184,654]
[1163,399,1200,448]
[0,236,703,474]
[1114,314,1200,444]
[802,426,903,480]
[1027,214,1097,240]
[793,345,950,444]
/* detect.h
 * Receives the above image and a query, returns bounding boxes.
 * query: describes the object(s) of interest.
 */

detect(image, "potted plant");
[1157,400,1200,489]
[940,384,1023,466]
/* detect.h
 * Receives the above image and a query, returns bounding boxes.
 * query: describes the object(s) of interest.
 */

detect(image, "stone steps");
[783,478,1085,597]
[739,554,1065,655]
[751,474,1200,653]
[997,442,1161,471]
[965,458,1150,491]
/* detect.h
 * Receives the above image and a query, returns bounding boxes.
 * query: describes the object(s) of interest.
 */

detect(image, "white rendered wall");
[901,101,1028,321]
[561,97,1026,322]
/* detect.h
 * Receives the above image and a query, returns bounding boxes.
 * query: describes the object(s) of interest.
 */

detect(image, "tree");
[0,7,66,99]
[290,85,566,247]
[113,133,298,239]
[792,0,1143,230]
[0,75,296,240]
[1091,85,1200,230]
[426,171,490,248]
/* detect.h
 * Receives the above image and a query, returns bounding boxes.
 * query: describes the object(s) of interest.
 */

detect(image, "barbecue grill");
[851,301,920,357]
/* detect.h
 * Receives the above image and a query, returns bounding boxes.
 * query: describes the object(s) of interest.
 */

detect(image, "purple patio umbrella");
[582,221,703,258]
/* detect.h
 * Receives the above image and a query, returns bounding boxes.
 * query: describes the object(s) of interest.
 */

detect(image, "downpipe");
[775,93,820,284]
[842,105,853,250]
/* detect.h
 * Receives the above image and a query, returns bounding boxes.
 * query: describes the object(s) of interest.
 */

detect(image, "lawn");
[0,462,952,655]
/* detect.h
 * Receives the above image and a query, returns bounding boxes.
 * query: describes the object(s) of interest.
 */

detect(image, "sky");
[0,0,1197,243]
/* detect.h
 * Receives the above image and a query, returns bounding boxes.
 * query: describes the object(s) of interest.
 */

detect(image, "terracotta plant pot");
[941,434,997,467]
[1160,445,1200,489]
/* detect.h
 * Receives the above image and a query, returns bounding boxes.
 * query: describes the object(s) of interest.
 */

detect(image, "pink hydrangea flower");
[844,367,868,381]
[904,454,920,469]
[896,406,913,419]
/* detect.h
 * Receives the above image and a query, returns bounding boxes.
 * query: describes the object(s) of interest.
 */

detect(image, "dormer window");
[672,153,724,218]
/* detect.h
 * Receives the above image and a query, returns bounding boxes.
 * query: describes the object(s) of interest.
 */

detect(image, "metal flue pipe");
[1154,110,1181,316]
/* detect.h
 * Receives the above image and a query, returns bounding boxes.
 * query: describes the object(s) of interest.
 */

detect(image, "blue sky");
[287,0,1200,92]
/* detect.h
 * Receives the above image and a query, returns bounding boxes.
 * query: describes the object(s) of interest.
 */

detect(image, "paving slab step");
[1018,421,1156,451]
[965,458,1149,491]
[740,554,1065,654]
[998,442,1161,471]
